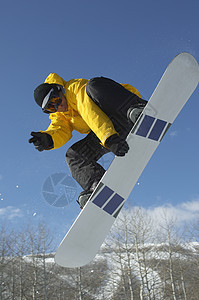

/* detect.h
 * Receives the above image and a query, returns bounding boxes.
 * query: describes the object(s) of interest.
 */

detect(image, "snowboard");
[55,53,199,268]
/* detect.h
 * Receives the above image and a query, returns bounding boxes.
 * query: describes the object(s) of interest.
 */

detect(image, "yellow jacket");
[43,73,141,149]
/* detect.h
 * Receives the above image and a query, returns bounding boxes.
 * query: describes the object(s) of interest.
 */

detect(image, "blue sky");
[0,0,199,245]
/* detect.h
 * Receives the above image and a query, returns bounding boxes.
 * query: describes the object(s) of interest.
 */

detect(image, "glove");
[29,132,54,152]
[105,134,129,156]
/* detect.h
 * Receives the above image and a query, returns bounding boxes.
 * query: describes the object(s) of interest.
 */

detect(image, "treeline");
[104,208,199,300]
[0,208,199,300]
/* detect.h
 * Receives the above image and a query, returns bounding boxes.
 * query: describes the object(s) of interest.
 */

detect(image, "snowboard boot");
[127,100,147,124]
[77,182,99,209]
[77,190,92,209]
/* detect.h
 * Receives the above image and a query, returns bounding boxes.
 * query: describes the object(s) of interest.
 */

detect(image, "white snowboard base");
[55,53,199,268]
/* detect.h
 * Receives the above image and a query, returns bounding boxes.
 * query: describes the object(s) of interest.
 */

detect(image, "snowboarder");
[29,74,147,208]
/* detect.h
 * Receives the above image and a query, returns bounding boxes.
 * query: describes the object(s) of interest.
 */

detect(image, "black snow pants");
[65,77,144,192]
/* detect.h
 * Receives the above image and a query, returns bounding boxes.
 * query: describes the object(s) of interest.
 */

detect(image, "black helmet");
[34,83,64,108]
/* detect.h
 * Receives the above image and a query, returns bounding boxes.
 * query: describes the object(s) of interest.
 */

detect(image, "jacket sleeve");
[76,85,117,146]
[41,113,73,150]
[41,74,72,149]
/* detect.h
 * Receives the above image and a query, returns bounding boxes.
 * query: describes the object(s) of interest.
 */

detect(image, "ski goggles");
[42,88,62,114]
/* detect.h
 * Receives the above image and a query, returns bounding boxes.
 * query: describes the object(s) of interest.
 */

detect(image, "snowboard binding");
[127,101,147,124]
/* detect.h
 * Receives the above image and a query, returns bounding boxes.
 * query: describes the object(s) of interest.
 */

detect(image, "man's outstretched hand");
[29,132,54,152]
